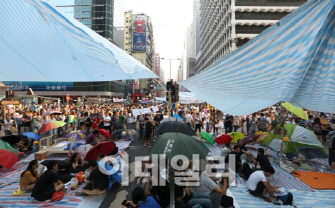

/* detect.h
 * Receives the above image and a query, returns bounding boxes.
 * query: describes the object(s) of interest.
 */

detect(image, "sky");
[45,0,194,82]
[123,0,194,82]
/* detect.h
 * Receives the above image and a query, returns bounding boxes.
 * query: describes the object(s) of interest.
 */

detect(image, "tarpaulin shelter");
[0,0,158,81]
[179,0,335,115]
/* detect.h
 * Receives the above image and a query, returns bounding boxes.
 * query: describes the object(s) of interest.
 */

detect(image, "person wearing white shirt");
[185,112,193,127]
[247,168,283,203]
[199,109,204,129]
[103,112,112,133]
[127,113,137,130]
[4,115,14,136]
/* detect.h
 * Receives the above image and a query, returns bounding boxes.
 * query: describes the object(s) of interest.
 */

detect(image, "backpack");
[313,123,321,134]
[259,117,267,129]
[221,195,235,208]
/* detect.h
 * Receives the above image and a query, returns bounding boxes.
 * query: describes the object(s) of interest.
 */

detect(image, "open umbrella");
[200,131,215,144]
[281,102,308,120]
[1,135,23,146]
[215,134,233,144]
[155,121,196,136]
[228,132,245,143]
[22,132,40,141]
[0,149,19,169]
[67,131,86,141]
[0,139,18,154]
[242,134,260,146]
[147,132,209,160]
[84,141,116,161]
[110,129,124,140]
[98,129,111,139]
[38,121,66,133]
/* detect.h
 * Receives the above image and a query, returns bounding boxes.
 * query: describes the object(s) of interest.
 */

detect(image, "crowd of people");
[1,101,334,207]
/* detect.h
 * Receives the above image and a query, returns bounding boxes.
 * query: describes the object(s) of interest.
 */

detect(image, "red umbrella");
[0,149,19,169]
[242,134,260,146]
[98,129,110,139]
[215,134,233,144]
[84,141,116,161]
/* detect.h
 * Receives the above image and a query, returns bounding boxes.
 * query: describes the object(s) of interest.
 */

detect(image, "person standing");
[194,113,201,135]
[84,112,92,136]
[21,113,32,133]
[103,112,111,133]
[258,113,268,132]
[119,111,126,130]
[127,113,137,130]
[15,112,23,135]
[313,117,323,144]
[233,115,241,132]
[144,117,152,147]
[306,115,314,130]
[4,115,14,135]
[31,112,41,133]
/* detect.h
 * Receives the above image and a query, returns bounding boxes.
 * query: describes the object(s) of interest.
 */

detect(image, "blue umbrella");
[22,132,40,141]
[173,114,184,121]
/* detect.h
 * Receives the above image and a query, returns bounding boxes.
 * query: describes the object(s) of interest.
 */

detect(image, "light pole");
[161,58,180,120]
[161,58,180,81]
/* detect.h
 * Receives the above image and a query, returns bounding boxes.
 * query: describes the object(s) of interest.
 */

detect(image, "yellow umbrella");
[281,102,308,120]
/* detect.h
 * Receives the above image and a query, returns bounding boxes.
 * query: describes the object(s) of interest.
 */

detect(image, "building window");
[235,25,270,34]
[235,12,290,20]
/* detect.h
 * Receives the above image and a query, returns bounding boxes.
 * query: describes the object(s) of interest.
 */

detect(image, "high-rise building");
[196,0,307,74]
[124,10,155,98]
[190,0,201,59]
[74,0,114,39]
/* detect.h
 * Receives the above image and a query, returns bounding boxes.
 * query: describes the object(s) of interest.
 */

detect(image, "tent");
[263,124,326,158]
[179,0,335,115]
[0,139,18,155]
[0,0,157,81]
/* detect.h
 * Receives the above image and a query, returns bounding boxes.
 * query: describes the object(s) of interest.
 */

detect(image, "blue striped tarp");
[179,0,335,115]
[0,0,158,82]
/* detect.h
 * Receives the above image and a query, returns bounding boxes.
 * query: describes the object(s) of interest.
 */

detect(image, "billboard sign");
[133,32,146,51]
[133,15,147,33]
[134,79,140,89]
[2,81,74,91]
[133,15,147,52]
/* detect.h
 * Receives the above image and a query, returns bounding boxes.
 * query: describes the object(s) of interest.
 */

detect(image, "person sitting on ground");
[16,136,33,152]
[85,130,101,145]
[247,166,283,204]
[123,187,161,208]
[69,152,86,173]
[254,148,272,170]
[19,160,44,192]
[220,142,231,158]
[76,160,109,196]
[225,145,242,172]
[195,167,229,208]
[31,161,65,201]
[175,183,213,208]
[145,176,170,208]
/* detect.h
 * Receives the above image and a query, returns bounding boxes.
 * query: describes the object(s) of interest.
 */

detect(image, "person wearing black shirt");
[31,161,64,201]
[225,145,242,172]
[254,148,272,170]
[76,160,109,196]
[84,112,91,136]
[145,177,170,208]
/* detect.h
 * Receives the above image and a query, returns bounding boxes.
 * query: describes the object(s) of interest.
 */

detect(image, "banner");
[2,81,73,91]
[133,32,146,52]
[132,109,141,116]
[113,98,124,103]
[142,108,152,114]
[134,79,139,89]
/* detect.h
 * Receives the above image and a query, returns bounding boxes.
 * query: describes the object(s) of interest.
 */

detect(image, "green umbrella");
[200,131,215,144]
[146,132,209,160]
[228,132,245,143]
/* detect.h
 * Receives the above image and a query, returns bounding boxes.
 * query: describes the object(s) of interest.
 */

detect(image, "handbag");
[51,191,64,202]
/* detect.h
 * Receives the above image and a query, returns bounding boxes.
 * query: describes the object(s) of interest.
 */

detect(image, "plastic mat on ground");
[229,185,335,208]
[204,143,315,192]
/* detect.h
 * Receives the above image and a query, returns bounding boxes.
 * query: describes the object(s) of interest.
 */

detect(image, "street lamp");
[161,58,181,82]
